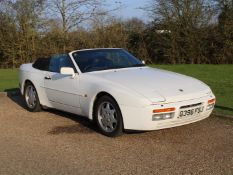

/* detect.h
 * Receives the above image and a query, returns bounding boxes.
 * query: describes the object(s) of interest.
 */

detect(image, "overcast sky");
[107,0,149,21]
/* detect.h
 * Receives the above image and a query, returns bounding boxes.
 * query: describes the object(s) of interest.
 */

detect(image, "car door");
[44,54,80,109]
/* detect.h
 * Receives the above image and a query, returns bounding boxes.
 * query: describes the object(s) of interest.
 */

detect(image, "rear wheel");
[94,95,123,137]
[24,82,41,112]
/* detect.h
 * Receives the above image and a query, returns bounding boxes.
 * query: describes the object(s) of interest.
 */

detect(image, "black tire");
[24,82,41,112]
[94,95,123,137]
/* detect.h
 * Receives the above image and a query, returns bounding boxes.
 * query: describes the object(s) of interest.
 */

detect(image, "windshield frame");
[71,48,145,73]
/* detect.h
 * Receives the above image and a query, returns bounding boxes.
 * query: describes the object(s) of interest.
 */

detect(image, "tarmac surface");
[0,94,232,175]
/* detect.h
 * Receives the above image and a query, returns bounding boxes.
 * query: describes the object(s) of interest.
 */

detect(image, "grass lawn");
[0,65,232,116]
[0,69,18,92]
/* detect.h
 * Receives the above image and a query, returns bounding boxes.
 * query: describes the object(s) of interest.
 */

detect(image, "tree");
[124,18,149,62]
[47,0,104,52]
[14,0,45,64]
[0,0,45,67]
[216,0,233,63]
[145,0,215,63]
[0,11,18,67]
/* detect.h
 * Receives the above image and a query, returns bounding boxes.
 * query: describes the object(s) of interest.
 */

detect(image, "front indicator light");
[153,107,176,113]
[152,113,174,121]
[208,98,215,104]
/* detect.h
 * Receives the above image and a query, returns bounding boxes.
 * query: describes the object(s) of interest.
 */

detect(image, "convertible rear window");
[33,58,50,71]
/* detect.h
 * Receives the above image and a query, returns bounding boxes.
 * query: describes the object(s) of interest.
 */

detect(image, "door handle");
[44,76,51,80]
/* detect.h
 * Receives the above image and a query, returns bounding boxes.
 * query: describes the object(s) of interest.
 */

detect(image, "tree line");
[0,0,232,68]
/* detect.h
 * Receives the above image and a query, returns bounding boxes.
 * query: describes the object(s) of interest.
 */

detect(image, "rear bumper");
[120,94,215,131]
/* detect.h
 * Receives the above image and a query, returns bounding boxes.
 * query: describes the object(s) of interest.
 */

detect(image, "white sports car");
[19,48,215,137]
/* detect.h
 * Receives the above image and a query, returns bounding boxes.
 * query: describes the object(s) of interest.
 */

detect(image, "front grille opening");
[180,102,202,109]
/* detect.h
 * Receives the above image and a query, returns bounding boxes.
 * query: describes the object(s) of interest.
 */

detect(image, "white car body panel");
[43,72,80,108]
[19,49,215,131]
[19,63,49,106]
[88,67,211,103]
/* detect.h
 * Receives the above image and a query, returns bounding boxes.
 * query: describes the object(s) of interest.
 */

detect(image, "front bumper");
[120,94,215,131]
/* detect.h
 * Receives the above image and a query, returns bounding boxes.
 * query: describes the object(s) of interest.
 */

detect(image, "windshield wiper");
[86,64,145,72]
[130,64,146,67]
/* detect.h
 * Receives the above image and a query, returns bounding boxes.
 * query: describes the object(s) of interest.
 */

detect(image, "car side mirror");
[142,60,146,64]
[60,67,75,78]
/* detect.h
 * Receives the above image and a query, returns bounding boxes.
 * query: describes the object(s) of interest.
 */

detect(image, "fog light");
[153,115,163,121]
[206,103,214,110]
[164,114,172,119]
[152,113,174,121]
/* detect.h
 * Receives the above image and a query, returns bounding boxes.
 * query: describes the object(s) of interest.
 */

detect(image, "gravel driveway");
[0,94,232,175]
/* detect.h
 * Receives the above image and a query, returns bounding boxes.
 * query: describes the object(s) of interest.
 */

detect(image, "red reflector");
[208,98,215,104]
[153,107,176,113]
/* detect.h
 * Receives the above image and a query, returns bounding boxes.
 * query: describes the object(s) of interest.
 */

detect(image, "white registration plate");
[179,106,204,118]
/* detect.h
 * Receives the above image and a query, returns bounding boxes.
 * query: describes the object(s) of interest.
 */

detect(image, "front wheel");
[24,82,41,112]
[94,96,123,137]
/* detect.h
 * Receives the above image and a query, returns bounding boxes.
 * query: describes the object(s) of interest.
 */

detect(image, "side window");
[49,54,76,73]
[49,55,60,73]
[59,55,76,72]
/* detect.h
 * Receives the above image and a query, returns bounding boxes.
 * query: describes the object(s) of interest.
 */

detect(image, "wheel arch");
[23,79,42,105]
[90,91,123,122]
[23,79,34,95]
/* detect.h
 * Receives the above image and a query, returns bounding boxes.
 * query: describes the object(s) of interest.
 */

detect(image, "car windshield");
[72,49,145,73]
